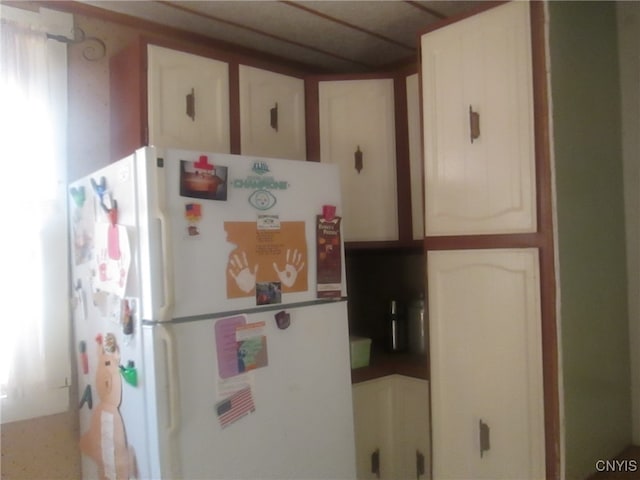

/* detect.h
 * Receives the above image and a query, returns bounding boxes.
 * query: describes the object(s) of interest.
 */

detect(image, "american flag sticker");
[215,386,256,428]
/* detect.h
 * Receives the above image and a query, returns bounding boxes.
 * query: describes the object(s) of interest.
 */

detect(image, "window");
[0,5,72,423]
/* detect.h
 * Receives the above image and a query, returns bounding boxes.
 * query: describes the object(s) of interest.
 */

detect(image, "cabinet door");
[406,73,425,240]
[147,45,230,153]
[427,249,545,480]
[352,378,395,480]
[393,376,430,480]
[239,65,306,160]
[421,1,536,235]
[319,79,398,242]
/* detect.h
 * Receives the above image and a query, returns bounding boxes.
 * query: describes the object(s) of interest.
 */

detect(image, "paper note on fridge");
[236,321,268,373]
[93,223,131,298]
[215,316,268,379]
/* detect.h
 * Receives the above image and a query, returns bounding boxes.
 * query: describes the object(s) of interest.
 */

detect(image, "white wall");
[618,1,640,444]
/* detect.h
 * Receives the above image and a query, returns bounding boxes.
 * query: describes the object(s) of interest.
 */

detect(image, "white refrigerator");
[68,147,356,480]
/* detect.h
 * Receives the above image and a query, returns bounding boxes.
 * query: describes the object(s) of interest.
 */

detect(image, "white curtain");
[0,13,70,422]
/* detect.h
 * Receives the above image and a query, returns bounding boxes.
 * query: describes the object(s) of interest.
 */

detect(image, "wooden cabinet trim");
[228,62,241,154]
[530,2,560,479]
[304,78,320,162]
[393,74,413,242]
[109,38,146,162]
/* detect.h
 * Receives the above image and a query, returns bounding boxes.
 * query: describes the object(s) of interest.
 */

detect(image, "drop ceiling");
[79,0,480,72]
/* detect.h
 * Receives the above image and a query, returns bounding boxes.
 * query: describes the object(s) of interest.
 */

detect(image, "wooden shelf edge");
[351,351,429,384]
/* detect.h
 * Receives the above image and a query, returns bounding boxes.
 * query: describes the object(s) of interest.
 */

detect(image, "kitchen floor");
[0,411,81,479]
[587,446,640,480]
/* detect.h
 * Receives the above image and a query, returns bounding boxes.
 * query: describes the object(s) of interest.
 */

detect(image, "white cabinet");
[147,45,230,153]
[352,377,394,480]
[352,376,430,480]
[238,65,306,160]
[319,79,398,242]
[393,376,430,480]
[421,1,536,235]
[427,249,545,480]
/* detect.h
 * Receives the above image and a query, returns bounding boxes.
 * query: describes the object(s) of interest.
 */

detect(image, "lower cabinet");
[352,375,430,480]
[427,248,545,480]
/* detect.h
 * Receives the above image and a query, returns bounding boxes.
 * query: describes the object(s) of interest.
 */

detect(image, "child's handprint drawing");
[272,248,305,288]
[228,251,258,293]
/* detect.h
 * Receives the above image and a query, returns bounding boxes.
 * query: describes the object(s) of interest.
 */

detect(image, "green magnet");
[120,360,138,387]
[70,186,86,207]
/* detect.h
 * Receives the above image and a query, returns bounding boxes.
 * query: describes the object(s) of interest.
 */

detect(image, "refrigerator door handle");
[155,158,174,322]
[156,209,175,322]
[158,323,180,437]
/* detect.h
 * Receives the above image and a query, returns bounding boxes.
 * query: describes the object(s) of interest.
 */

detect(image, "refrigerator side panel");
[154,300,356,479]
[135,146,169,323]
[68,153,153,479]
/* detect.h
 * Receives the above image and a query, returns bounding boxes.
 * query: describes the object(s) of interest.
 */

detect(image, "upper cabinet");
[421,1,537,236]
[110,42,231,160]
[147,45,230,153]
[238,65,306,161]
[318,78,399,243]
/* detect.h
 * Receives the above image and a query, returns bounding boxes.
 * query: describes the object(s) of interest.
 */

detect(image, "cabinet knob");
[371,448,380,478]
[354,146,363,173]
[416,450,426,478]
[186,88,196,121]
[469,105,480,143]
[270,102,278,131]
[479,419,490,457]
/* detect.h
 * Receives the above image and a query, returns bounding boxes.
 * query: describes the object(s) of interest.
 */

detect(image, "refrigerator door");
[144,300,357,479]
[136,147,347,322]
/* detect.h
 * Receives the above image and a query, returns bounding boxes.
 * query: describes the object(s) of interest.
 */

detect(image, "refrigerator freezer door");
[139,148,347,321]
[144,300,356,479]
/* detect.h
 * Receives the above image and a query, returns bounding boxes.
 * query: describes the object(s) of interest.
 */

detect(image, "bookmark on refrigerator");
[316,209,342,299]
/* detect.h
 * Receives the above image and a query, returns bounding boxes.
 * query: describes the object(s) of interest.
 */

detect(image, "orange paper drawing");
[225,221,307,299]
[79,334,135,480]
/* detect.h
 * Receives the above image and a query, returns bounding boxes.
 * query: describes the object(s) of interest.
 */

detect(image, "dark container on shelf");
[386,300,407,353]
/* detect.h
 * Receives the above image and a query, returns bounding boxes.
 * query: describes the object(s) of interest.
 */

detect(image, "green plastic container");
[349,336,372,369]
